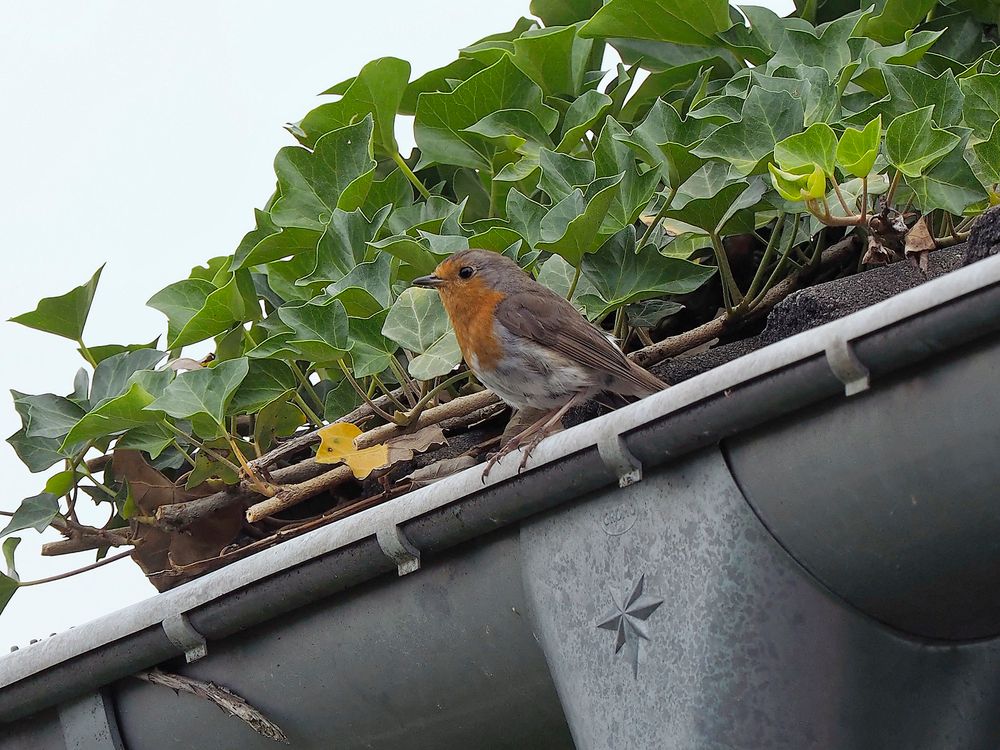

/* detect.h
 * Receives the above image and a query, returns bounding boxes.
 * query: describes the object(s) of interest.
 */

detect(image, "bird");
[412,249,667,477]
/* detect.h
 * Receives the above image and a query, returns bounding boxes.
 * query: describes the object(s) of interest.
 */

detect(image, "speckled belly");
[469,322,596,411]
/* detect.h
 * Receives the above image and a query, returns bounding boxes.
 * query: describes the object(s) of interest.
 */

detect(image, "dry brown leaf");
[904,215,934,273]
[402,455,478,488]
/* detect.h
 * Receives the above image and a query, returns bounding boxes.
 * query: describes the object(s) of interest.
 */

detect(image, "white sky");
[0,0,793,648]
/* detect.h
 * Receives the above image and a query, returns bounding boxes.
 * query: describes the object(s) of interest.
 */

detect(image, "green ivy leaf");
[347,311,399,378]
[297,57,410,154]
[512,24,593,98]
[578,226,716,319]
[580,0,732,47]
[11,391,85,440]
[7,429,68,473]
[774,122,837,176]
[324,252,395,317]
[1,494,60,537]
[538,149,596,203]
[64,381,164,447]
[960,72,1000,141]
[885,106,961,178]
[414,56,558,171]
[766,8,869,76]
[399,58,485,115]
[901,132,986,214]
[615,99,710,189]
[90,349,165,407]
[117,423,176,459]
[860,0,937,45]
[506,189,549,248]
[557,90,612,152]
[0,537,20,614]
[666,163,766,235]
[146,358,250,432]
[694,87,804,176]
[323,378,363,422]
[381,288,462,380]
[851,31,944,96]
[253,399,305,454]
[148,271,257,349]
[270,116,377,230]
[768,163,826,202]
[9,266,103,342]
[277,298,351,363]
[232,225,321,271]
[228,360,296,414]
[594,119,660,233]
[537,174,623,266]
[529,0,602,27]
[837,116,882,178]
[536,254,602,318]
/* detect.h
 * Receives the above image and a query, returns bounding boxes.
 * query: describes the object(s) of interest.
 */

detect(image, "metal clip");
[597,431,642,487]
[162,613,207,663]
[825,337,870,396]
[377,525,421,576]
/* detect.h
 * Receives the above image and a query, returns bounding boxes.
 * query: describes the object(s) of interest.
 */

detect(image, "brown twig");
[133,669,289,744]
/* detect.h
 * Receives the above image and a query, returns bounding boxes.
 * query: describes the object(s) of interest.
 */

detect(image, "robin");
[413,249,666,477]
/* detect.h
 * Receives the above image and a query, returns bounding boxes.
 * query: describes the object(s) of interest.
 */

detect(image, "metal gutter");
[2,252,1000,723]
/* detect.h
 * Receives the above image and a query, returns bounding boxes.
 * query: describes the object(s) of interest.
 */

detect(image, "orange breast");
[439,279,505,371]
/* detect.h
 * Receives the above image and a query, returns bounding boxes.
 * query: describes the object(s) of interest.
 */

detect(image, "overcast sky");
[0,0,793,648]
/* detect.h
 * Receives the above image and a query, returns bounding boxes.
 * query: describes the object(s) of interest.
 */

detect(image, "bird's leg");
[482,391,589,480]
[481,408,557,480]
[516,391,588,472]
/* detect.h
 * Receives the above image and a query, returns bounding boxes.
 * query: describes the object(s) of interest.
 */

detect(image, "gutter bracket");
[162,613,207,663]
[377,525,421,576]
[59,689,125,750]
[597,430,642,487]
[825,336,870,396]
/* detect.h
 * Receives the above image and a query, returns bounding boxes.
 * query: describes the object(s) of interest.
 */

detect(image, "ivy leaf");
[960,72,1000,141]
[557,90,612,152]
[298,206,390,287]
[414,56,558,171]
[86,339,161,365]
[506,189,549,248]
[537,175,624,266]
[773,122,837,176]
[228,360,295,415]
[370,235,445,276]
[766,8,869,76]
[296,57,410,154]
[837,116,882,178]
[323,379,363,422]
[146,358,250,432]
[90,349,166,407]
[253,399,305,454]
[9,265,103,342]
[578,226,716,319]
[529,0,602,27]
[512,23,593,98]
[694,87,804,176]
[64,381,164,447]
[900,132,986,214]
[0,537,20,614]
[399,58,485,115]
[347,311,399,378]
[382,287,451,354]
[11,391,85,440]
[277,298,351,363]
[409,332,462,380]
[594,119,660,234]
[580,0,732,47]
[615,100,709,190]
[270,117,377,231]
[666,163,765,235]
[882,65,964,127]
[117,423,176,459]
[1,494,60,537]
[325,252,395,317]
[315,423,390,480]
[232,225,320,271]
[6,430,67,473]
[464,109,556,155]
[148,271,257,349]
[536,254,602,318]
[768,163,826,202]
[860,0,937,45]
[885,106,961,178]
[538,149,596,203]
[851,31,944,96]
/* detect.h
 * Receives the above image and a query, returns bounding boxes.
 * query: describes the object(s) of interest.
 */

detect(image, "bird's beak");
[412,274,444,288]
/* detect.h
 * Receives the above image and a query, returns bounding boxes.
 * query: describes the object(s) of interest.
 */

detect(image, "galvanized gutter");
[2,252,1000,725]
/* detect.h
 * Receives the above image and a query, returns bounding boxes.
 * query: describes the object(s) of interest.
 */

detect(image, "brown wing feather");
[493,285,666,396]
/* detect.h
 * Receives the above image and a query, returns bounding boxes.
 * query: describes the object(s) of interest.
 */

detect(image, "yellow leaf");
[316,422,390,479]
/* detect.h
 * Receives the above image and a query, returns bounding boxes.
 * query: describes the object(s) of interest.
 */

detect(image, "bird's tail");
[622,359,668,397]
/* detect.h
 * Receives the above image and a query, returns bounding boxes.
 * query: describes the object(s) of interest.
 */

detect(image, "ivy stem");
[391,151,431,200]
[221,430,275,496]
[387,357,418,407]
[290,392,323,428]
[17,549,133,587]
[744,213,787,304]
[289,364,326,417]
[78,466,116,498]
[171,440,197,469]
[885,169,903,208]
[861,176,868,222]
[371,373,409,412]
[748,213,801,309]
[76,339,98,368]
[338,361,399,424]
[709,232,742,312]
[160,422,242,476]
[831,180,852,214]
[639,186,678,249]
[566,264,583,300]
[406,370,472,420]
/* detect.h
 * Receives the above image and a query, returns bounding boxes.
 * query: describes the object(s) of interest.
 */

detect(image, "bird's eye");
[458,266,475,279]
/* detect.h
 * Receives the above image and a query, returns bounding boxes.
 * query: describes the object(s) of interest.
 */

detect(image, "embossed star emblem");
[596,573,664,677]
